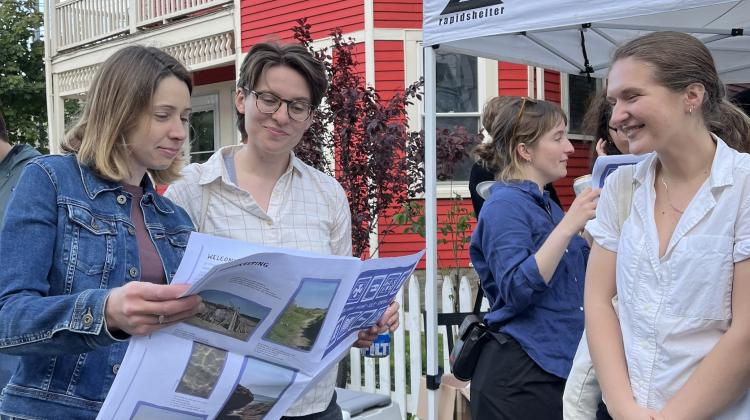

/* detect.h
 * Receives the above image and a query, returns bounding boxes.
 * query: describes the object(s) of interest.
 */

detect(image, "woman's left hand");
[354,301,400,348]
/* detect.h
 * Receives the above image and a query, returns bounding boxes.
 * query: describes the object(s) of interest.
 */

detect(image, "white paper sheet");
[591,153,649,189]
[98,233,424,420]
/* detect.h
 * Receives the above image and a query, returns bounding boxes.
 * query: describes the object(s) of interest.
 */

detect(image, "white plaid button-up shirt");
[166,145,352,416]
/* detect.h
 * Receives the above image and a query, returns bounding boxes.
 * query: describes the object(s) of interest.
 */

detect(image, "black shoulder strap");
[472,286,484,314]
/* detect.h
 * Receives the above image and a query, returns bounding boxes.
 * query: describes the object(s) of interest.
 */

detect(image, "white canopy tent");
[420,1,750,418]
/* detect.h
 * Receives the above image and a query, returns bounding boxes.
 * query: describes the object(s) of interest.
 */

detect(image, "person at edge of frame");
[0,110,41,394]
[586,31,750,420]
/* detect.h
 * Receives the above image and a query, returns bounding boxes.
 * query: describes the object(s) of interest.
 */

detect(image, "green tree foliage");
[0,0,46,152]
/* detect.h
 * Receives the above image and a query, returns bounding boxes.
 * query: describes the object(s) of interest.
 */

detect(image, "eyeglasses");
[246,89,314,122]
[511,97,537,140]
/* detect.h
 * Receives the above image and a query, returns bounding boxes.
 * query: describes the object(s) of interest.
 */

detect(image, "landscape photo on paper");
[175,342,229,399]
[265,278,340,352]
[215,357,296,419]
[186,289,272,341]
[130,401,207,420]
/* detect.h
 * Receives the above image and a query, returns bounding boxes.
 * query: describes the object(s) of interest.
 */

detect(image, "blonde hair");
[62,45,193,184]
[474,96,567,181]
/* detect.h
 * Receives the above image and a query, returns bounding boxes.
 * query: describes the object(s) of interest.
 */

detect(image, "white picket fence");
[344,273,489,419]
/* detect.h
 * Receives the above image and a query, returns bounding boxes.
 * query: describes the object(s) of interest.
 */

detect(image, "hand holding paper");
[105,282,204,336]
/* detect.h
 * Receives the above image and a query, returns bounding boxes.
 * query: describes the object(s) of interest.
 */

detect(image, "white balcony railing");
[53,0,232,52]
[138,0,229,27]
[55,0,129,51]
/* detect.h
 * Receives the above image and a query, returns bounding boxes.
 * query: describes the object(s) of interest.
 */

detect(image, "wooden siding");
[498,61,528,96]
[373,0,422,29]
[240,0,364,50]
[552,139,591,209]
[193,65,235,86]
[374,40,405,98]
[378,199,476,269]
[544,69,561,104]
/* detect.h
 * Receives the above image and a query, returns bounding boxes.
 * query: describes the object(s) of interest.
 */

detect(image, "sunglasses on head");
[511,97,537,139]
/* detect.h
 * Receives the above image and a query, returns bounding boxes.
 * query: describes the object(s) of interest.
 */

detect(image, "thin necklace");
[660,175,684,214]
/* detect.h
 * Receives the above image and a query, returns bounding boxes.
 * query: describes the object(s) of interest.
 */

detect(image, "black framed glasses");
[247,89,314,122]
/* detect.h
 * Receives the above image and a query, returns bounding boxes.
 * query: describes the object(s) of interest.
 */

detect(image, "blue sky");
[293,279,339,309]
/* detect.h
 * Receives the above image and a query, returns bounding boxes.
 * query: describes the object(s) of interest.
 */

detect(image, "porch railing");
[344,273,489,419]
[138,0,230,27]
[55,0,129,51]
[53,0,232,51]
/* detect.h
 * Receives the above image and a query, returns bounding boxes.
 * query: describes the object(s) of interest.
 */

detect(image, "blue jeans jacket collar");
[75,155,176,215]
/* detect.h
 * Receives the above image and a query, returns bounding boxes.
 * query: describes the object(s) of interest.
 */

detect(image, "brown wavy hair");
[612,31,750,152]
[62,45,193,184]
[474,96,567,181]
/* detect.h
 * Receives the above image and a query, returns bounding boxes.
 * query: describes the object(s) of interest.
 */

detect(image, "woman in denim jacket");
[0,46,204,419]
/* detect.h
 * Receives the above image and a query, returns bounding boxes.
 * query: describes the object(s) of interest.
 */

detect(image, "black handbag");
[449,287,489,381]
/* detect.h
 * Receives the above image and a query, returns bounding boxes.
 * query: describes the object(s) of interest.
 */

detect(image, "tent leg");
[423,45,440,420]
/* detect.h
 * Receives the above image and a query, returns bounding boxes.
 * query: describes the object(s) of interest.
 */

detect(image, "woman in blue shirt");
[469,96,599,419]
[0,46,203,419]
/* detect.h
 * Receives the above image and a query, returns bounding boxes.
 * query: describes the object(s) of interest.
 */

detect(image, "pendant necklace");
[660,175,684,214]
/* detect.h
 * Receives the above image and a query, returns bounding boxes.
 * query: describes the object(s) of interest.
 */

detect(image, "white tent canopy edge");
[420,1,750,419]
[424,0,750,82]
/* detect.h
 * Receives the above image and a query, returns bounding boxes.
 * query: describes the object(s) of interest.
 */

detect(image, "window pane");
[568,74,598,134]
[436,52,478,113]
[436,116,479,182]
[190,110,216,163]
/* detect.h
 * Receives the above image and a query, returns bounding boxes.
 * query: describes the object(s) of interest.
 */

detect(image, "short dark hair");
[235,42,328,139]
[0,111,7,142]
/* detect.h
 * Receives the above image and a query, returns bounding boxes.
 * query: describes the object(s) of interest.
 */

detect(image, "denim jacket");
[0,155,194,419]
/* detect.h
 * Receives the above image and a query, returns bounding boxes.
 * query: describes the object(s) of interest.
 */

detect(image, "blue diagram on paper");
[325,266,411,355]
[596,163,631,188]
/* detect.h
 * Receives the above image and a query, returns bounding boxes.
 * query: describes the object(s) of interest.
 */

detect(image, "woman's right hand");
[105,282,204,336]
[560,187,599,236]
[596,138,609,156]
[610,401,665,420]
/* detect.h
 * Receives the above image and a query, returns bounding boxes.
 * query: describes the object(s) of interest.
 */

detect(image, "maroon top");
[122,183,166,284]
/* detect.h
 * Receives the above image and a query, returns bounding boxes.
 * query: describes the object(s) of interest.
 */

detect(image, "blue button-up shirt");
[470,180,589,378]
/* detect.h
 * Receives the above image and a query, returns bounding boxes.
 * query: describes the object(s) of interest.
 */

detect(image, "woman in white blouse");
[585,31,750,420]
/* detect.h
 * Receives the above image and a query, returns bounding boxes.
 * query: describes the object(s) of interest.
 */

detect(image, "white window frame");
[560,72,603,142]
[411,42,497,199]
[188,93,219,162]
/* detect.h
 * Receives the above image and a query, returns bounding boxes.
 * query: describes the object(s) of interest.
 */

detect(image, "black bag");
[449,287,489,381]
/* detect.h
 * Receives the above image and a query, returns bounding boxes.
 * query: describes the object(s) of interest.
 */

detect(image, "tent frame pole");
[590,22,748,35]
[423,44,440,420]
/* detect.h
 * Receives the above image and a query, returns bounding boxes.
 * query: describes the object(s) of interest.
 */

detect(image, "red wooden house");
[44,0,597,271]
